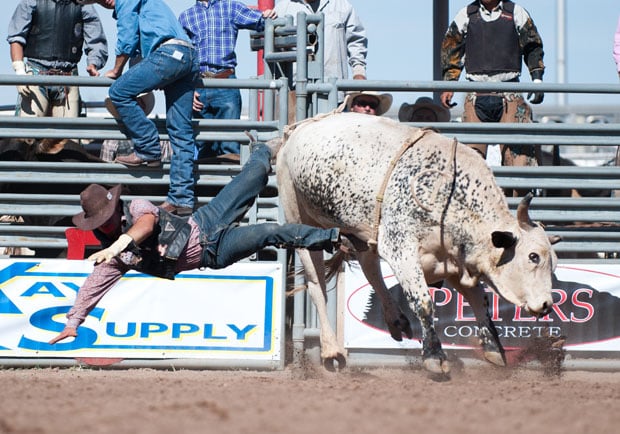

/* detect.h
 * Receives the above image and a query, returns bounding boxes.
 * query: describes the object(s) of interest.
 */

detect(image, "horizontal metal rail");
[496,166,620,190]
[0,161,278,187]
[0,117,281,141]
[0,74,619,257]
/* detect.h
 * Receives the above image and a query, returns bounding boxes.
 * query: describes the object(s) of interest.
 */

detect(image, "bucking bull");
[275,112,560,375]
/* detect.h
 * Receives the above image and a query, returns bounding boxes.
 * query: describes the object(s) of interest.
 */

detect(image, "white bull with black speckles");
[276,112,559,375]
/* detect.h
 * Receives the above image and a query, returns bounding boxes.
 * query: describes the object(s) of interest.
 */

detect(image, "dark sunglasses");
[353,98,379,110]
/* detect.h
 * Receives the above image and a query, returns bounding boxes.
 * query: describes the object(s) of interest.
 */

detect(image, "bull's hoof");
[323,353,347,372]
[423,357,451,376]
[484,350,506,367]
[387,314,413,341]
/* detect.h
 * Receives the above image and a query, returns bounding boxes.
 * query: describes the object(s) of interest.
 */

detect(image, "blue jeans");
[193,143,338,269]
[108,43,200,208]
[194,77,242,157]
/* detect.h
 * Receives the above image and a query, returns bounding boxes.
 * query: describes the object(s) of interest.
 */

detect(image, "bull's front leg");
[390,259,450,375]
[456,282,506,366]
[409,285,450,375]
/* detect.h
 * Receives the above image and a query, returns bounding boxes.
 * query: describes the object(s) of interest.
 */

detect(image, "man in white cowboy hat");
[346,91,392,116]
[398,96,451,123]
[48,141,342,345]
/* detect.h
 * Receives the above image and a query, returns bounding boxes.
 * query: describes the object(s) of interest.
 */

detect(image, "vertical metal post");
[557,0,567,106]
[262,19,276,121]
[295,12,309,122]
[292,255,306,366]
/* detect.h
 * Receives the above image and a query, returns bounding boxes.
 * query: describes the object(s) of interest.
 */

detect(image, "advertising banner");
[344,262,620,353]
[0,259,283,362]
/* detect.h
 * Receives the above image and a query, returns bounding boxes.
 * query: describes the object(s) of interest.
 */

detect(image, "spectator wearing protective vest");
[7,0,108,118]
[47,142,341,345]
[439,0,544,171]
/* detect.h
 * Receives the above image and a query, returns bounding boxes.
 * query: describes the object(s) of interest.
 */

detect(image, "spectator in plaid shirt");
[179,1,276,161]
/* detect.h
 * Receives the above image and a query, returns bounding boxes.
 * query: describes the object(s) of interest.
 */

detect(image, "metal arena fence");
[0,16,619,370]
[2,77,620,255]
[0,75,619,327]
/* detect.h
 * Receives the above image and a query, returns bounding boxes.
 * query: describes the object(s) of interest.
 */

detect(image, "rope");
[412,137,459,212]
[367,128,431,252]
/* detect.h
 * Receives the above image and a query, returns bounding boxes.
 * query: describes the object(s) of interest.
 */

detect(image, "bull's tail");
[324,248,347,283]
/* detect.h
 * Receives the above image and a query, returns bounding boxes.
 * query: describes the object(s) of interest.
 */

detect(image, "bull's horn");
[517,192,535,227]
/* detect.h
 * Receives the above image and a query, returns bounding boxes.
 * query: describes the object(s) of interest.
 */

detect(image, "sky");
[1,0,619,114]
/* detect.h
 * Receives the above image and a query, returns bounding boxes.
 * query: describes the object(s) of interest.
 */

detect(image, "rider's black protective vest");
[24,0,84,64]
[464,1,522,76]
[94,203,192,280]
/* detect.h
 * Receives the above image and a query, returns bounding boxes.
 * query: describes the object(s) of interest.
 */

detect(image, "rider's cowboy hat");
[72,184,123,231]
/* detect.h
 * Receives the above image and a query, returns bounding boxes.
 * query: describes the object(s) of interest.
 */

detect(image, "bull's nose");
[527,298,553,317]
[538,301,553,317]
[528,301,553,318]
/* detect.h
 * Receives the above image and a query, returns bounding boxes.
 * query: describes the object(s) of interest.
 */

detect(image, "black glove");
[527,79,544,104]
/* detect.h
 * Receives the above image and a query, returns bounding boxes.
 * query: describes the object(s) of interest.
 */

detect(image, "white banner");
[0,259,283,361]
[344,262,620,352]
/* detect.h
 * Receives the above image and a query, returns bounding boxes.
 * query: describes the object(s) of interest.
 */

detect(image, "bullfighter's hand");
[352,74,366,80]
[48,326,77,344]
[88,234,133,264]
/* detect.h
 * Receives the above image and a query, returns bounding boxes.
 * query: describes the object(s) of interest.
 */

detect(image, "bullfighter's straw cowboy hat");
[346,91,393,116]
[72,184,122,231]
[104,92,155,118]
[398,96,451,122]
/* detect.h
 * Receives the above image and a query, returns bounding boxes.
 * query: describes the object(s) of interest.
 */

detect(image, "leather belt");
[36,68,75,76]
[200,69,235,79]
[161,38,193,49]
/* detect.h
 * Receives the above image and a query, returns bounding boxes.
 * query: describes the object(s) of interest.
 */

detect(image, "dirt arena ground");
[0,361,618,434]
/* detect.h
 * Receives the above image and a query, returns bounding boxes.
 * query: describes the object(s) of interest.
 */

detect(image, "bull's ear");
[548,235,562,245]
[492,231,517,249]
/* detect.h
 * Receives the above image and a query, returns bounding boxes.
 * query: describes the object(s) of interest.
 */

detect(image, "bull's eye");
[529,252,540,264]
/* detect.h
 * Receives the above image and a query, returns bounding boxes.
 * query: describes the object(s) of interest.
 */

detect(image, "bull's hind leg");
[357,251,413,341]
[296,248,347,371]
[456,282,506,366]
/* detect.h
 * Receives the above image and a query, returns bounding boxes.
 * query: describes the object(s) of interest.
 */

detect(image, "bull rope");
[368,128,430,252]
[411,137,459,212]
